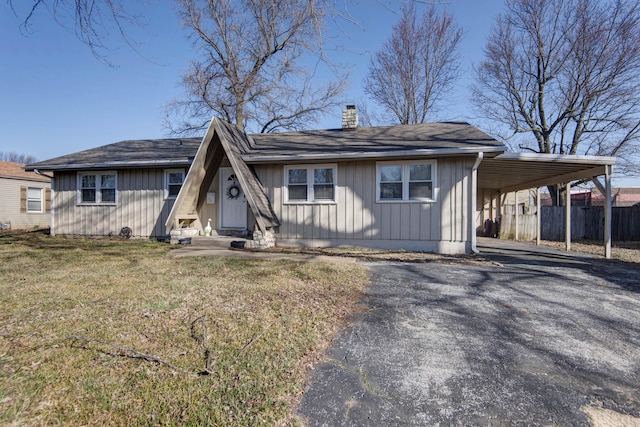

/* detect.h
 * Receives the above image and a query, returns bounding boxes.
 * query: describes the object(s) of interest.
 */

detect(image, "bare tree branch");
[165,0,346,134]
[66,335,186,372]
[363,3,462,125]
[472,0,640,204]
[10,0,148,66]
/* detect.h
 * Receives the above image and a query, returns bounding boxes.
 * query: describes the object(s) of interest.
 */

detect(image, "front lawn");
[0,232,369,426]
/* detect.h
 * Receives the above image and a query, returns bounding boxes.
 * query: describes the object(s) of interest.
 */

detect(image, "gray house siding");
[0,177,50,230]
[53,168,176,238]
[254,156,473,253]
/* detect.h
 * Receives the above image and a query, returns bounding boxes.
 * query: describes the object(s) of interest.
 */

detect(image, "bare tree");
[363,4,462,125]
[473,0,640,203]
[9,0,147,64]
[164,0,347,134]
[0,152,38,164]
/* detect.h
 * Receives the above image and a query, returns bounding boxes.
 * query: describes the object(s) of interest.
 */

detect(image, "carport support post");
[536,187,541,246]
[470,152,483,253]
[604,165,612,259]
[565,182,571,252]
[497,192,507,239]
[515,191,519,241]
[591,169,613,259]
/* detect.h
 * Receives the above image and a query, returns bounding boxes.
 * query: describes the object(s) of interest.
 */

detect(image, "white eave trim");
[243,146,505,163]
[493,152,616,165]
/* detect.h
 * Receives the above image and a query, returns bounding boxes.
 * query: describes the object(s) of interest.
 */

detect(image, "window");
[284,164,337,203]
[77,172,117,204]
[27,187,43,213]
[165,169,185,199]
[377,161,436,202]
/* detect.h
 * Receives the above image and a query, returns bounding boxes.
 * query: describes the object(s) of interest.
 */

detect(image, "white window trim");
[27,187,44,213]
[76,171,117,205]
[283,164,338,204]
[376,160,437,203]
[164,169,186,200]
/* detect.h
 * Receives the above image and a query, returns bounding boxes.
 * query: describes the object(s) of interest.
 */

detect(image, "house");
[588,187,640,207]
[538,187,640,207]
[0,161,51,230]
[25,108,617,255]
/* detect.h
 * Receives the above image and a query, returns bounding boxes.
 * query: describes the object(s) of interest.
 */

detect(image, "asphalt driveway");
[297,242,640,426]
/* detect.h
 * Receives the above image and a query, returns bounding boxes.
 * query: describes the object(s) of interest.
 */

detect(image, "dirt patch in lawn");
[583,406,640,427]
[265,245,496,265]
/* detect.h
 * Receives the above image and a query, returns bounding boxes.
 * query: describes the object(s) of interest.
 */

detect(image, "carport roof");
[478,153,616,192]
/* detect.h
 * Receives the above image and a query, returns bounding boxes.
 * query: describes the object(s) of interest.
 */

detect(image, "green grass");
[0,232,369,426]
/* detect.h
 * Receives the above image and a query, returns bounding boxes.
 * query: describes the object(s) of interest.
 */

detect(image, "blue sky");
[1,1,637,185]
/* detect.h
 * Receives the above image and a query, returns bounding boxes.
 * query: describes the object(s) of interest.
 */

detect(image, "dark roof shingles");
[26,122,503,170]
[248,121,503,156]
[26,138,201,170]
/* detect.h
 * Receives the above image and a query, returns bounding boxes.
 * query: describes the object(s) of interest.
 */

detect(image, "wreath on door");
[226,184,241,200]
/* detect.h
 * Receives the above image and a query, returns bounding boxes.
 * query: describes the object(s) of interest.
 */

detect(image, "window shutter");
[45,188,52,212]
[20,186,27,213]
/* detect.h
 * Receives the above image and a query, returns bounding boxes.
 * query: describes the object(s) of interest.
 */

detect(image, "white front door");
[220,168,247,229]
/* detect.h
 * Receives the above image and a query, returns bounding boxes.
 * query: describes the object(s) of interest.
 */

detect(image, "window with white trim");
[165,169,185,199]
[77,172,117,204]
[27,187,43,213]
[377,160,436,202]
[284,164,337,203]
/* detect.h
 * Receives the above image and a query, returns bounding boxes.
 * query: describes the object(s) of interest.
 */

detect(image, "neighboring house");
[539,187,640,207]
[0,161,51,230]
[591,187,640,207]
[25,108,616,254]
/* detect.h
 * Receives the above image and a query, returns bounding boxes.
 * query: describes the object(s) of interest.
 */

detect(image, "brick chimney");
[341,105,358,131]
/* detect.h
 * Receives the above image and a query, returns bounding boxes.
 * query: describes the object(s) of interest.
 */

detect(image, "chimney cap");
[346,104,356,110]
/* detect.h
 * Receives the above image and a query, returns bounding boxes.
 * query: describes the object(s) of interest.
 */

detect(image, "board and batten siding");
[53,169,176,238]
[254,157,473,253]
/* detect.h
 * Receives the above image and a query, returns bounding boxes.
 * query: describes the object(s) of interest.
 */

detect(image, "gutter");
[471,152,483,254]
[34,169,54,179]
[25,159,192,172]
[494,152,616,165]
[243,146,505,164]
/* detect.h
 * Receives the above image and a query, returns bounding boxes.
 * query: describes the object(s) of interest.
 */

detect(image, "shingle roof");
[0,161,50,182]
[25,122,505,171]
[25,138,201,171]
[247,121,504,160]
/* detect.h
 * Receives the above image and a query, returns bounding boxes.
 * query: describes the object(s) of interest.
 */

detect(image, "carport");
[474,152,616,258]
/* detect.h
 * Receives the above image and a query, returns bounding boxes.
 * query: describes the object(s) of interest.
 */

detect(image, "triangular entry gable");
[165,118,279,234]
[213,119,280,231]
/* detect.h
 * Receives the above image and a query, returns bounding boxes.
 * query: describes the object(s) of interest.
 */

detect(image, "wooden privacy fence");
[499,205,640,241]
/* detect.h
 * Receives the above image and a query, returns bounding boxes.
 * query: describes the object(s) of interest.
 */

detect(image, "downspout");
[49,178,55,236]
[471,152,483,254]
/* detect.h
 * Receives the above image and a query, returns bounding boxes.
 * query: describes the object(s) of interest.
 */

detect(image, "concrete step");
[190,235,251,249]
